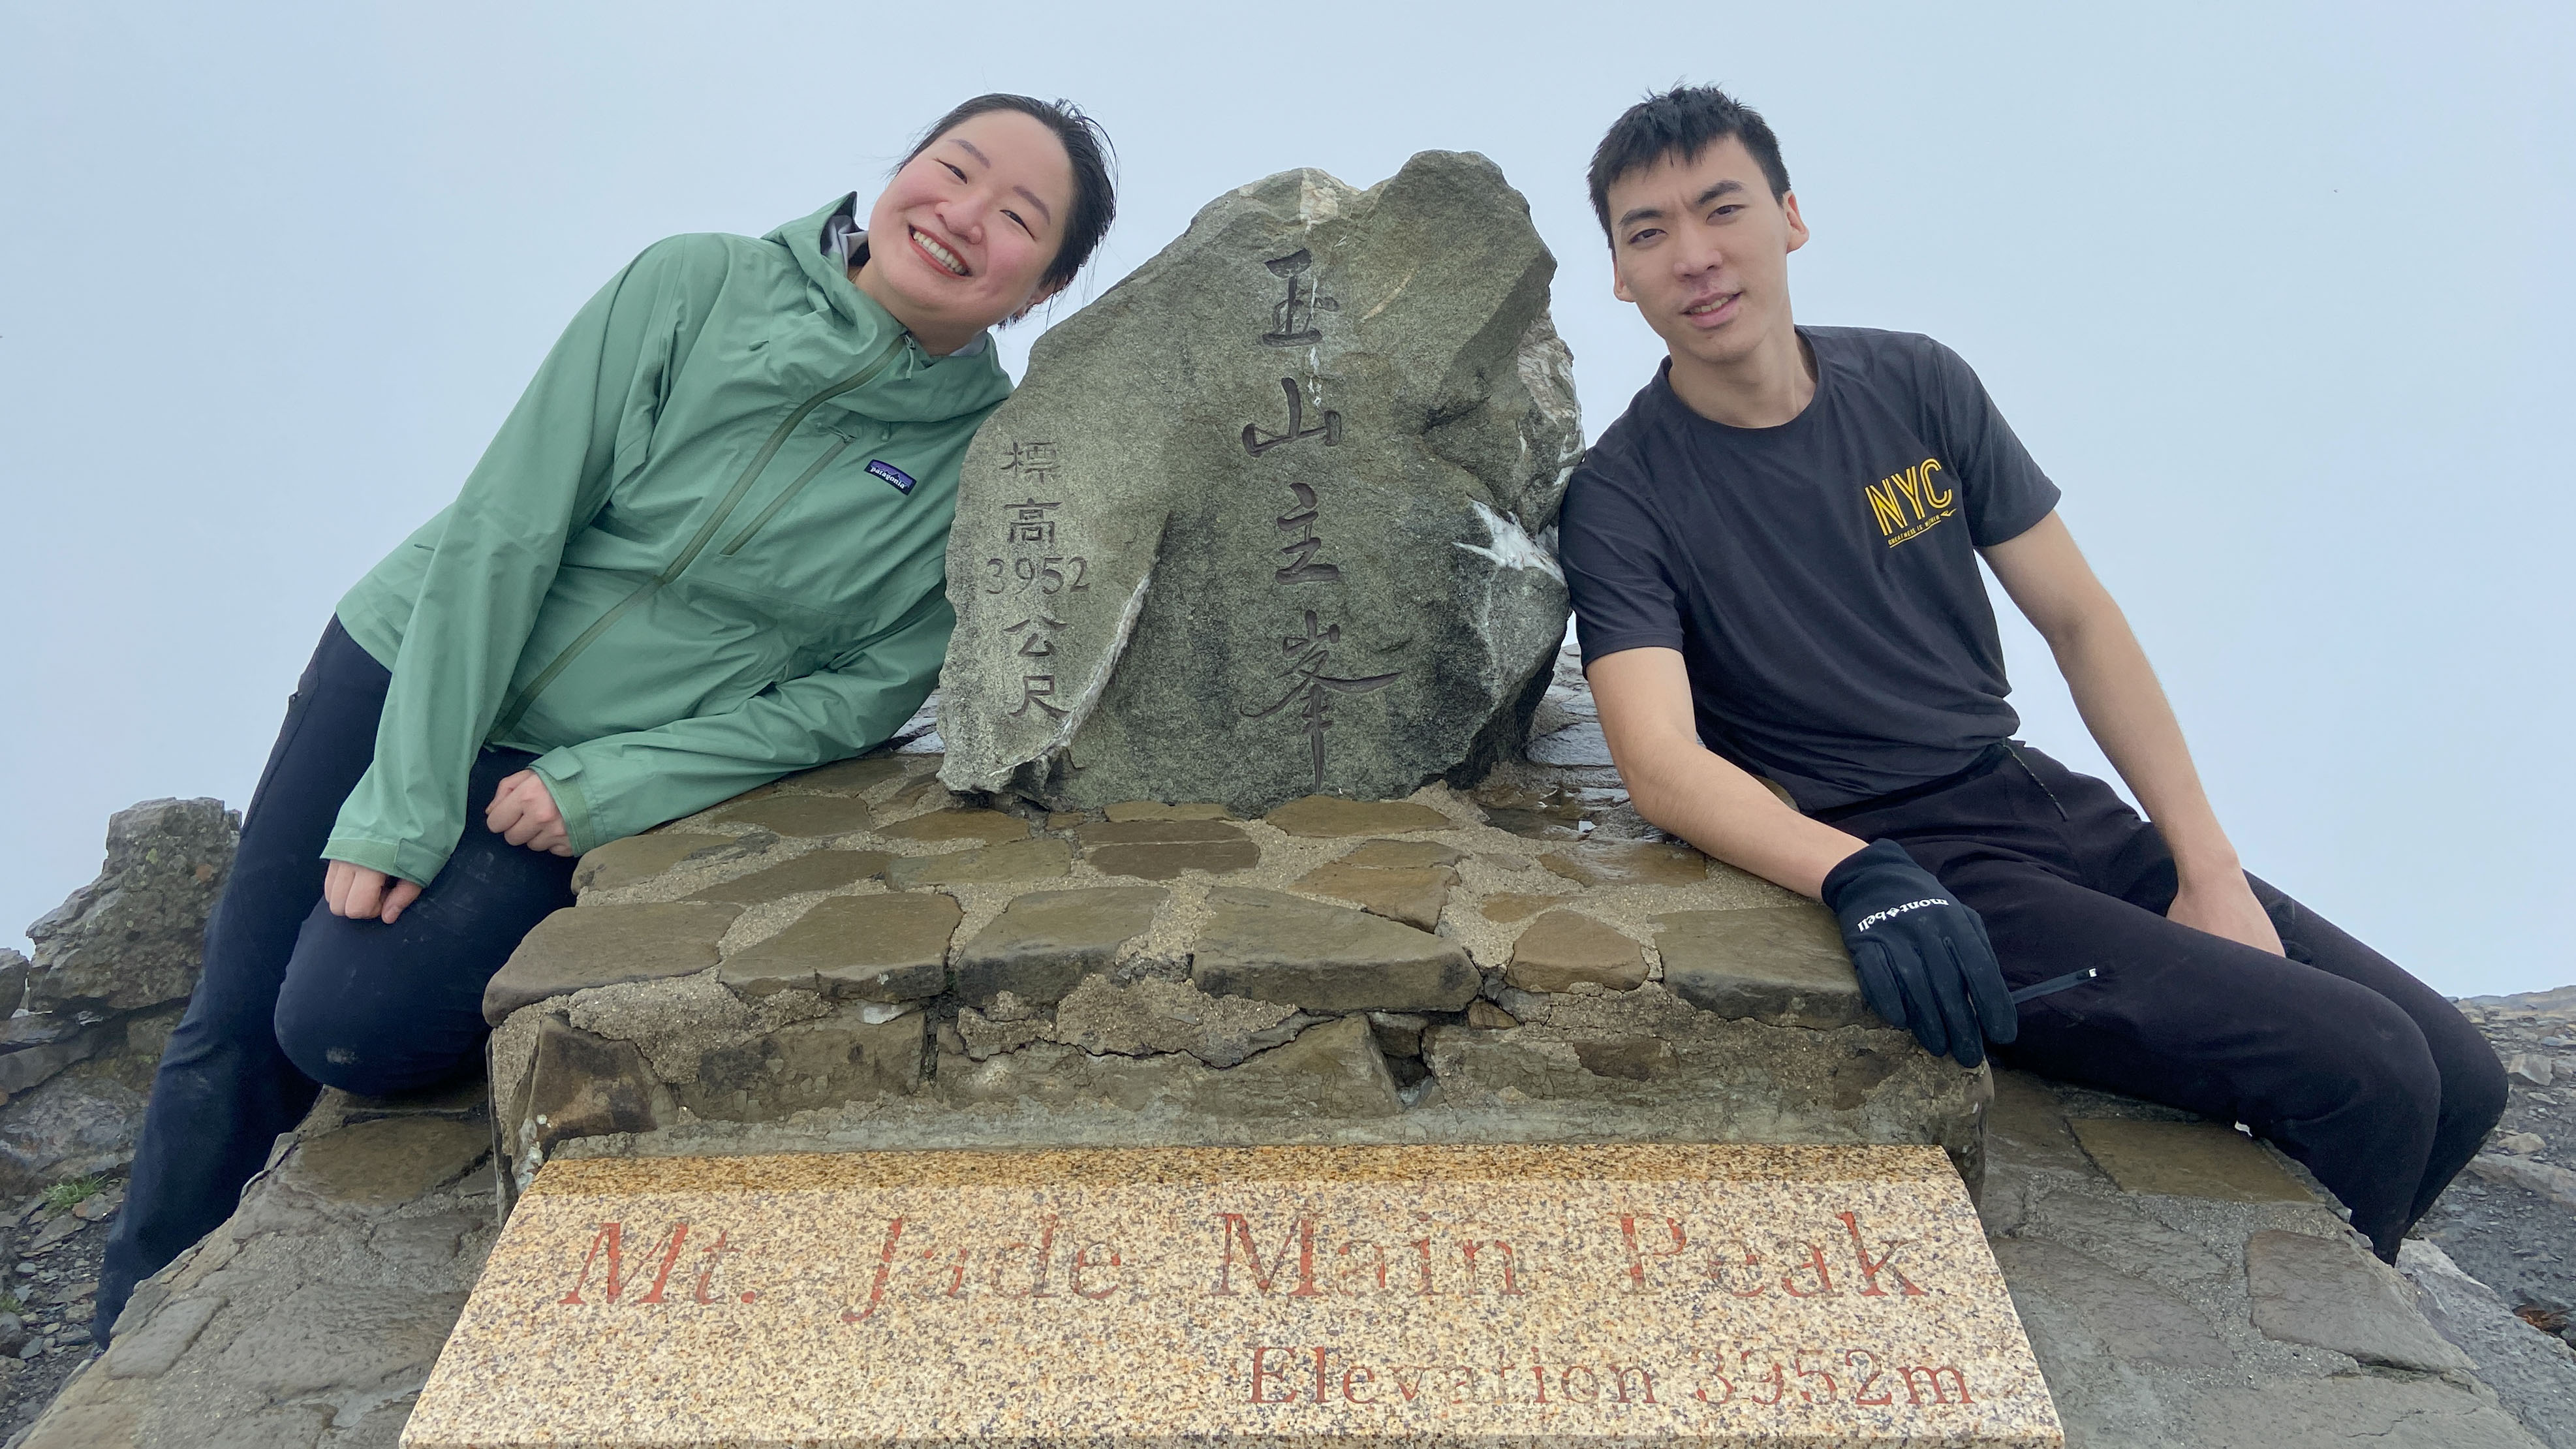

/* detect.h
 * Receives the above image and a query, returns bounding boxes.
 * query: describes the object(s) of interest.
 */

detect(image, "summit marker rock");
[937,151,1581,813]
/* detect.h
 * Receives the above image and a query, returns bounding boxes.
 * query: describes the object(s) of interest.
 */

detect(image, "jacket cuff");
[320,834,447,888]
[529,749,604,858]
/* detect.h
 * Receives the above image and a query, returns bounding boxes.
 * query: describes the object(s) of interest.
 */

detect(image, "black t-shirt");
[1560,326,2061,810]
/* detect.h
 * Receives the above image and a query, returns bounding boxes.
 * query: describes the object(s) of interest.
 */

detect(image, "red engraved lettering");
[689,1228,737,1304]
[1213,1213,1324,1297]
[1742,1349,1786,1406]
[1618,1215,1686,1290]
[1070,1241,1122,1300]
[1249,1346,1296,1404]
[944,1246,972,1298]
[1707,1242,1768,1298]
[1461,1239,1525,1296]
[1449,1365,1480,1404]
[1409,1235,1436,1295]
[1559,1363,1600,1403]
[1778,1243,1840,1298]
[1342,1364,1376,1404]
[840,1217,907,1324]
[1898,1365,1972,1406]
[993,1214,1060,1299]
[1846,1350,1891,1407]
[1609,1363,1657,1404]
[1839,1211,1927,1297]
[1527,1362,1550,1404]
[1688,1346,1735,1404]
[1312,1345,1333,1405]
[1337,1239,1389,1291]
[1391,1364,1431,1403]
[560,1220,691,1305]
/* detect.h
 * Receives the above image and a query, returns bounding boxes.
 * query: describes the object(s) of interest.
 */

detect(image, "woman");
[97,94,1117,1343]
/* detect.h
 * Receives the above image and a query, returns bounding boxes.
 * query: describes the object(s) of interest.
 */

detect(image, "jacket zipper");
[719,436,851,556]
[491,333,907,738]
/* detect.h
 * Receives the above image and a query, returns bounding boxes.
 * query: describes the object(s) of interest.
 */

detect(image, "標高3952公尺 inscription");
[404,1144,2064,1448]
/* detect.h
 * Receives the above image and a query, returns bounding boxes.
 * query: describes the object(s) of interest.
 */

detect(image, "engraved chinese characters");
[980,443,1093,721]
[938,153,1583,815]
[406,1145,2066,1448]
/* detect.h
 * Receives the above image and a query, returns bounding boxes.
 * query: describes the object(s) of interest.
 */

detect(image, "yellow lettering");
[1865,483,1908,535]
[1889,467,1927,520]
[1919,458,1952,508]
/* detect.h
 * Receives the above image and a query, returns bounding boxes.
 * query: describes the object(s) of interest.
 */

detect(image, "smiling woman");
[91,95,1117,1349]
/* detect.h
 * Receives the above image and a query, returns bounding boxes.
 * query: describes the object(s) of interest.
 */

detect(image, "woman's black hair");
[899,94,1117,295]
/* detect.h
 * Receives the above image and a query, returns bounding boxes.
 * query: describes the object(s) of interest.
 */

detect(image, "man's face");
[1606,136,1808,370]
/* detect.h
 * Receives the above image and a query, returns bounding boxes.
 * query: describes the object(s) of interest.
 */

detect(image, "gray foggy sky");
[4,1,2569,995]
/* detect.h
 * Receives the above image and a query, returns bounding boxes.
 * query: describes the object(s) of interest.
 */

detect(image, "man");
[1559,86,2502,1262]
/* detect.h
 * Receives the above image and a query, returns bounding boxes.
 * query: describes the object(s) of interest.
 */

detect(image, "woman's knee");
[272,976,478,1097]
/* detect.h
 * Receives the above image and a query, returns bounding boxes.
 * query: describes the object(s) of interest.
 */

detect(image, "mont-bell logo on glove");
[865,460,918,495]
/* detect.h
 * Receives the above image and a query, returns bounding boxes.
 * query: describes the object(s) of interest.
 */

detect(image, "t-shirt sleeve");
[1559,457,1686,666]
[1921,340,2060,546]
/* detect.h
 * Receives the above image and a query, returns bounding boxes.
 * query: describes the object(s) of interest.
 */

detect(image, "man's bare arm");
[1587,647,1867,897]
[1979,511,2282,955]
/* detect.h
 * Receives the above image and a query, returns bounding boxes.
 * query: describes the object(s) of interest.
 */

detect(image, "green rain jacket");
[325,197,1012,886]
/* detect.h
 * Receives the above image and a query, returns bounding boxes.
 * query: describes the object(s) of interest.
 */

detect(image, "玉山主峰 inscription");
[410,1145,2064,1448]
[1234,251,1403,793]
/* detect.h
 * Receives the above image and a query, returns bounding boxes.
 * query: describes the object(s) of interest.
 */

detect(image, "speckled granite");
[405,1144,2060,1447]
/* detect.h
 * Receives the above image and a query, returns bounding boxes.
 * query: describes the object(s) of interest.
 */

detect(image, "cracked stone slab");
[283,1116,490,1208]
[1505,909,1648,993]
[677,1008,925,1123]
[2068,1117,2315,1203]
[1188,886,1478,1012]
[1539,839,1713,889]
[781,756,913,796]
[1335,839,1464,869]
[1479,891,1571,923]
[571,833,728,892]
[711,793,878,838]
[1290,861,1454,931]
[885,837,1074,888]
[2400,1239,2576,1449]
[1047,973,1304,1068]
[1653,906,1869,1029]
[875,809,1032,847]
[1079,818,1263,882]
[685,849,893,905]
[482,901,743,1023]
[719,894,962,1001]
[954,887,1168,1006]
[508,1016,665,1156]
[2246,1228,2475,1372]
[1989,1235,2231,1370]
[1262,796,1453,839]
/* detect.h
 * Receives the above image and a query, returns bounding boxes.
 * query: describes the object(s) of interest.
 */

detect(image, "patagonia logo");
[865,459,918,495]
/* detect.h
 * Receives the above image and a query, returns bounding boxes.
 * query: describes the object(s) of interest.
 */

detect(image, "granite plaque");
[405,1144,2061,1447]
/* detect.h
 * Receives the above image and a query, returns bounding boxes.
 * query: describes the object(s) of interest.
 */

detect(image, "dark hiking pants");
[1826,743,2506,1260]
[95,619,575,1343]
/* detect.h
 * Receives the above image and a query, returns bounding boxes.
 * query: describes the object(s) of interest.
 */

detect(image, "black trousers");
[96,620,576,1343]
[1831,743,2506,1260]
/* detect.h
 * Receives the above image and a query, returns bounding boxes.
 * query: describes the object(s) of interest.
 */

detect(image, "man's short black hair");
[1587,86,1790,243]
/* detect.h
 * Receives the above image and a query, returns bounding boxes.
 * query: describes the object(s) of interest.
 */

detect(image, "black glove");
[1821,839,2017,1067]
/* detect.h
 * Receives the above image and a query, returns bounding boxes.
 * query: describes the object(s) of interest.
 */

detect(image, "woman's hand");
[2167,871,2286,957]
[486,770,574,856]
[324,860,423,924]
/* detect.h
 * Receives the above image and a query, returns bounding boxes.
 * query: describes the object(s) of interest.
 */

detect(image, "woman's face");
[861,108,1077,343]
